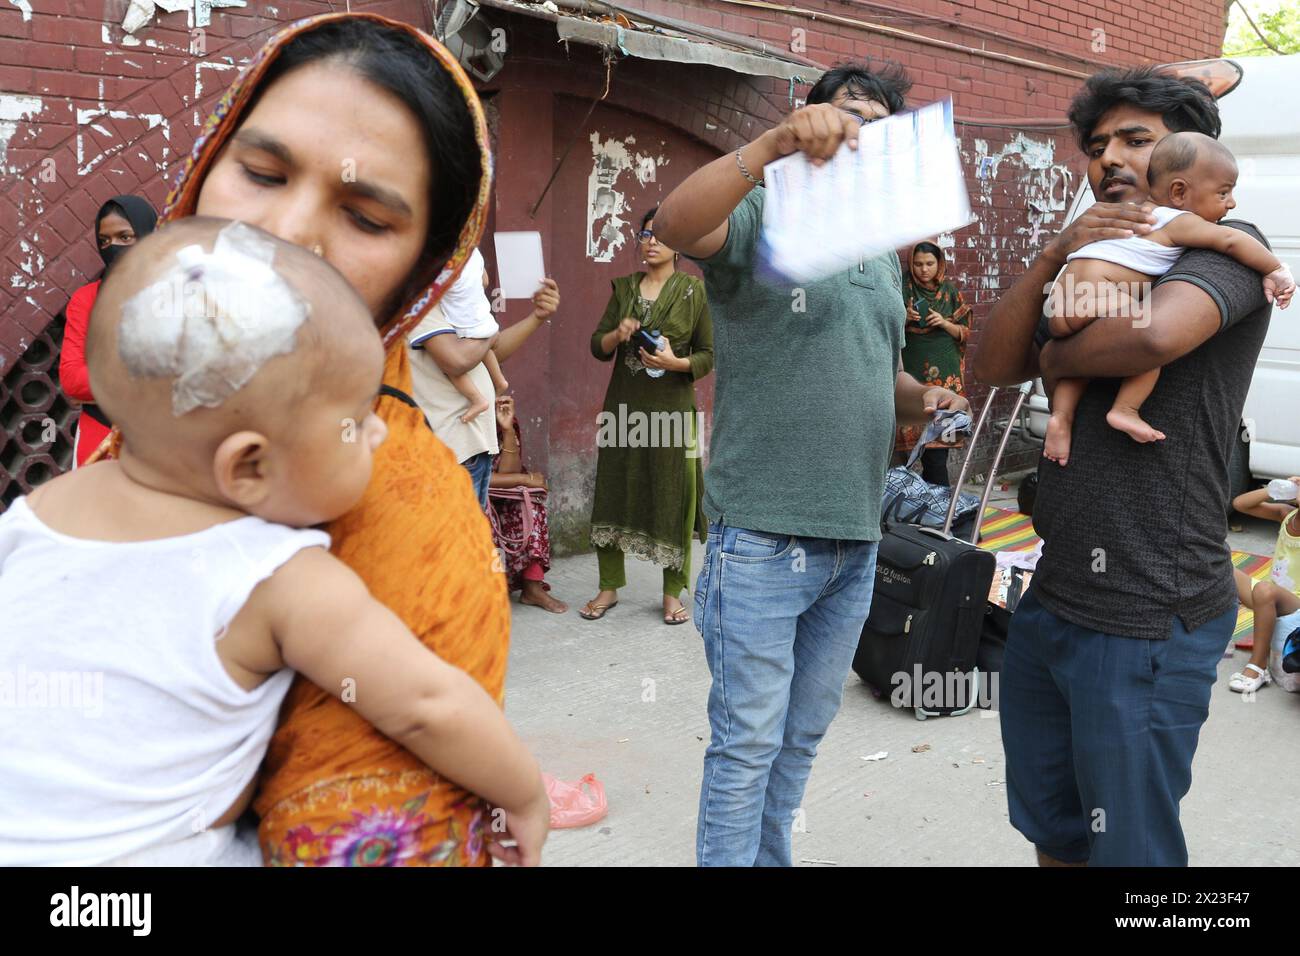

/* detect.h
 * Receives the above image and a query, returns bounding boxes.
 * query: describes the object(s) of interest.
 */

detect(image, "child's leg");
[1106,368,1167,444]
[1246,580,1300,673]
[1044,377,1087,466]
[484,349,508,395]
[1234,568,1255,609]
[452,370,492,424]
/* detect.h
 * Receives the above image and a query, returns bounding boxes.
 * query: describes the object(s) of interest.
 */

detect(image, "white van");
[1021,54,1300,496]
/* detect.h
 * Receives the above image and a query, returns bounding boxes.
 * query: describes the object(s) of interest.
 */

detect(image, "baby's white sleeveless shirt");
[1065,205,1190,275]
[0,497,329,865]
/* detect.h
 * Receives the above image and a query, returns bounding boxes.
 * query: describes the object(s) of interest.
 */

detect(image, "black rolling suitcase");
[853,383,1032,719]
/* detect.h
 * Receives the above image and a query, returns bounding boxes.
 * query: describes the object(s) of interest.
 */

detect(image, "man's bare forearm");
[971,252,1062,386]
[1041,280,1222,380]
[894,372,932,426]
[655,136,776,254]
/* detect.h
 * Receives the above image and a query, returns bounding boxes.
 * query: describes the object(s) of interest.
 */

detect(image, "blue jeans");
[693,521,879,867]
[999,585,1235,866]
[462,451,492,510]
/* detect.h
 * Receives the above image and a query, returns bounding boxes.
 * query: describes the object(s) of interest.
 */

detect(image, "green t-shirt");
[689,188,905,541]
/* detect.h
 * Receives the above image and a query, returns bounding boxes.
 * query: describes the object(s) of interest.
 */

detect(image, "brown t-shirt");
[1031,221,1273,640]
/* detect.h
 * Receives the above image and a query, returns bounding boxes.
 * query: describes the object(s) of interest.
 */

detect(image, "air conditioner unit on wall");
[435,0,506,83]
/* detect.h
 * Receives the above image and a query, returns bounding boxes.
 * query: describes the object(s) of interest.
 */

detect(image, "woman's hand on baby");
[615,317,641,343]
[1264,263,1295,309]
[486,782,550,867]
[1045,201,1157,266]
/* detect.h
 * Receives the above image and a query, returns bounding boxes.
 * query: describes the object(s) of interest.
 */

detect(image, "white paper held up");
[759,98,972,283]
[493,231,547,299]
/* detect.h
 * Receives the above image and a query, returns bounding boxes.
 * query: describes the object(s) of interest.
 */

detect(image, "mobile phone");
[633,328,662,354]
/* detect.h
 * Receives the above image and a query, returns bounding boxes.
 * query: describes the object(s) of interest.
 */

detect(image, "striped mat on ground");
[977,507,1271,641]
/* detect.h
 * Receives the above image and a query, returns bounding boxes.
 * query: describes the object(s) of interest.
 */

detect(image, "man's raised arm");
[655,104,864,260]
[972,201,1157,386]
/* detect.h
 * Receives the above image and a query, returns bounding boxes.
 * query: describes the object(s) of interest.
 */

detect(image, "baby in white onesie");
[1042,131,1295,465]
[0,218,546,866]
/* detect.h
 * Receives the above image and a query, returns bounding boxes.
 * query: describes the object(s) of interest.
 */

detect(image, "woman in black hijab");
[59,195,157,466]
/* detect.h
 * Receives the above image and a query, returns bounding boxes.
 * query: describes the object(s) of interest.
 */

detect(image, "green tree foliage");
[1224,0,1300,57]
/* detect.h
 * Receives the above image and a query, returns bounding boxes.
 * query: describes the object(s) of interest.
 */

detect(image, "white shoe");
[1228,663,1272,693]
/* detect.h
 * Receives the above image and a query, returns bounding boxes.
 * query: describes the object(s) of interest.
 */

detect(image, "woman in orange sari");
[95,13,535,866]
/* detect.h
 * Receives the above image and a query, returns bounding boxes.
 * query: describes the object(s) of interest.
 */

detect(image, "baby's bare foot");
[1044,413,1073,466]
[1106,405,1166,444]
[459,394,492,424]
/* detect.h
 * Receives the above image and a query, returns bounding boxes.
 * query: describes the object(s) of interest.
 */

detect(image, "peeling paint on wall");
[585,132,669,262]
[75,108,170,176]
[961,132,1074,280]
[0,94,42,169]
[8,0,32,21]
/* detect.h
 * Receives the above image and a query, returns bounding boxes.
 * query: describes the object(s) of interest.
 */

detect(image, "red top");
[60,280,100,403]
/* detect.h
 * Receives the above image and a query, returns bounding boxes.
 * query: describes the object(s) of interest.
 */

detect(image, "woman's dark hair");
[253,18,483,316]
[1066,67,1219,153]
[96,200,126,226]
[640,206,658,232]
[806,62,911,114]
[912,241,943,261]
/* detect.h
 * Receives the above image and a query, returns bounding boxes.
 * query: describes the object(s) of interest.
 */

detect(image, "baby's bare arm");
[1160,214,1282,275]
[260,548,545,817]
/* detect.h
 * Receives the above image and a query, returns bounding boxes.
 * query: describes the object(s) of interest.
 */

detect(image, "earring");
[311,243,325,257]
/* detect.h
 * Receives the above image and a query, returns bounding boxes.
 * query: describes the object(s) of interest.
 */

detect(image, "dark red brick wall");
[0,0,1226,501]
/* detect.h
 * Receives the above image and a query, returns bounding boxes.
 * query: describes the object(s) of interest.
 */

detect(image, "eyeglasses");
[839,107,885,127]
[638,229,656,242]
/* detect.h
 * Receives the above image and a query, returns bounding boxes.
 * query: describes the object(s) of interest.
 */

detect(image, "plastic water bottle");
[1267,478,1299,501]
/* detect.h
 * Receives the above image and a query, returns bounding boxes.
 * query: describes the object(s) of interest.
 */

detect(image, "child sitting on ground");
[439,247,509,423]
[1229,479,1300,693]
[0,217,548,865]
[1041,131,1295,465]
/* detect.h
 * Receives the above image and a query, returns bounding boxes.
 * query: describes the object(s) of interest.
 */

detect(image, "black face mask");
[98,242,132,275]
[95,195,158,276]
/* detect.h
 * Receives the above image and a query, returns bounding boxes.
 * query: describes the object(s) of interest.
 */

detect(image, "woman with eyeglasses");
[583,207,714,625]
[58,195,158,467]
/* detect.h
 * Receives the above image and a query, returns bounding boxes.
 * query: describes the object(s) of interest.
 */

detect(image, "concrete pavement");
[504,483,1300,866]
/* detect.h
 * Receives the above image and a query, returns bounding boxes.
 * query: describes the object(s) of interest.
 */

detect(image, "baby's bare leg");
[454,371,492,424]
[1044,377,1086,466]
[1107,368,1166,444]
[484,349,508,395]
[1047,259,1153,337]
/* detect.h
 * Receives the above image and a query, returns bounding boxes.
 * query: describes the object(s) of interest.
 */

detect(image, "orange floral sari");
[94,13,510,866]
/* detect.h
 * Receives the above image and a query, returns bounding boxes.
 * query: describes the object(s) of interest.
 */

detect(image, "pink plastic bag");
[542,772,608,829]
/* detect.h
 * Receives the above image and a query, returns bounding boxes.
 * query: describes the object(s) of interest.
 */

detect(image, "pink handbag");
[486,485,546,557]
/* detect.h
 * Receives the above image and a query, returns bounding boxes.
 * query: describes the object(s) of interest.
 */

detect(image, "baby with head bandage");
[0,217,548,866]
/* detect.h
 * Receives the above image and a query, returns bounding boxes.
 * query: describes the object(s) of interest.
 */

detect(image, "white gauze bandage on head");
[117,220,311,415]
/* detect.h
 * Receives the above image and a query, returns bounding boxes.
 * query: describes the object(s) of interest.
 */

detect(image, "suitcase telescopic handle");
[942,381,1034,543]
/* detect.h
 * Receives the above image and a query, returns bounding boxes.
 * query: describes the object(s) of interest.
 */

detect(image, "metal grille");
[0,316,77,510]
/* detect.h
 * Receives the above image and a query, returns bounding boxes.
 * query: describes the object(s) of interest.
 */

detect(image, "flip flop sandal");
[579,601,618,621]
[664,606,690,626]
[1228,663,1272,693]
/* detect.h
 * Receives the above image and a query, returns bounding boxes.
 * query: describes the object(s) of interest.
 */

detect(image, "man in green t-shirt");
[656,64,968,867]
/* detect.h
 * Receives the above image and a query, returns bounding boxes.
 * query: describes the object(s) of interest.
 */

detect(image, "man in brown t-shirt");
[973,66,1279,866]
